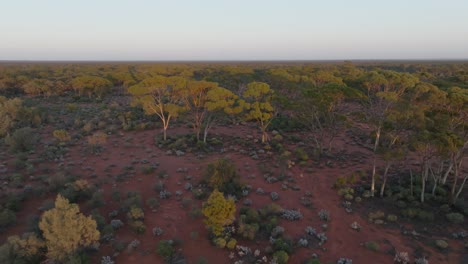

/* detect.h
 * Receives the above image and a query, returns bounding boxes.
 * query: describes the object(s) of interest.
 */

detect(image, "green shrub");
[129,220,146,234]
[0,209,16,228]
[5,127,38,152]
[364,241,379,251]
[53,129,71,143]
[157,240,175,261]
[386,214,398,222]
[446,213,464,224]
[417,210,434,222]
[294,147,309,161]
[226,238,237,249]
[213,237,226,248]
[203,158,240,195]
[272,250,289,264]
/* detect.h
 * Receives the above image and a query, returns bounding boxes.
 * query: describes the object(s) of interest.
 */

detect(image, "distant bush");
[5,127,38,152]
[446,213,464,224]
[318,209,330,221]
[0,209,16,229]
[270,192,279,201]
[156,240,175,262]
[364,241,379,251]
[203,158,241,195]
[53,129,71,143]
[294,147,309,161]
[272,250,289,264]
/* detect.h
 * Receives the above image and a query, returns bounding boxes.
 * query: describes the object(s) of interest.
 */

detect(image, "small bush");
[53,129,71,143]
[5,127,38,152]
[270,192,279,201]
[394,251,409,263]
[110,219,124,229]
[364,241,379,251]
[318,209,330,221]
[129,220,146,234]
[152,227,164,236]
[446,213,464,224]
[272,250,289,264]
[157,240,175,261]
[0,209,16,228]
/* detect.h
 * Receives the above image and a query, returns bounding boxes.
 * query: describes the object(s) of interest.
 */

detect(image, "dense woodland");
[0,61,466,264]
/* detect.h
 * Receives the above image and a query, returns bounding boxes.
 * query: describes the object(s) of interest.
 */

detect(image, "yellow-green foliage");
[0,96,23,137]
[242,82,274,143]
[4,233,45,259]
[205,158,239,190]
[226,238,237,250]
[202,189,236,236]
[39,195,100,261]
[87,131,107,146]
[127,207,145,221]
[213,237,226,248]
[53,129,71,143]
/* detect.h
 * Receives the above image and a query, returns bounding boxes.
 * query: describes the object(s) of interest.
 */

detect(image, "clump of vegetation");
[53,129,71,143]
[5,127,38,152]
[203,158,242,196]
[202,189,236,236]
[364,241,379,251]
[446,212,464,224]
[39,195,100,261]
[318,209,330,221]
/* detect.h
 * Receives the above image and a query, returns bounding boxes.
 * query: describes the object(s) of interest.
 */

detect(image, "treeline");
[0,62,467,205]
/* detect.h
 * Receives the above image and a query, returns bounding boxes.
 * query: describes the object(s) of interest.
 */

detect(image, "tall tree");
[243,82,275,143]
[70,76,113,99]
[128,76,186,141]
[362,70,418,197]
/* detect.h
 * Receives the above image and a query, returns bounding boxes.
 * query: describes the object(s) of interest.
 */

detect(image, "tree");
[182,80,242,142]
[202,189,236,236]
[295,83,348,153]
[243,82,275,143]
[0,96,23,137]
[0,233,45,262]
[182,80,219,141]
[70,76,113,99]
[128,76,186,141]
[361,70,418,197]
[39,195,100,261]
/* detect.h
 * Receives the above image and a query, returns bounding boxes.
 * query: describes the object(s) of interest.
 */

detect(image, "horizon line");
[1,58,468,64]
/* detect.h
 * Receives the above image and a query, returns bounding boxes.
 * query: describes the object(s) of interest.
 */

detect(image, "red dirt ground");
[1,123,465,264]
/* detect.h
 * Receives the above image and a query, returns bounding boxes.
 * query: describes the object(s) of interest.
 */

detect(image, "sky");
[1,0,467,61]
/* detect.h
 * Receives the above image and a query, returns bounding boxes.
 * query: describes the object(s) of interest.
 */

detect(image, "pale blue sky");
[1,0,467,60]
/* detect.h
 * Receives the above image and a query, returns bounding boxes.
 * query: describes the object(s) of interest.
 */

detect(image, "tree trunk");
[379,162,391,197]
[371,156,377,197]
[421,162,428,203]
[441,160,454,185]
[410,168,413,197]
[370,125,382,197]
[454,173,468,202]
[203,128,208,143]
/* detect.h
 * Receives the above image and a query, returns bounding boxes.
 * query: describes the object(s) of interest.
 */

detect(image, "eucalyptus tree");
[182,80,242,142]
[128,76,186,141]
[70,76,113,99]
[242,82,275,143]
[362,70,419,197]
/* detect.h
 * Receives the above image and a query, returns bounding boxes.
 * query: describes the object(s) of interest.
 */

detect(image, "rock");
[435,240,448,249]
[175,150,185,157]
